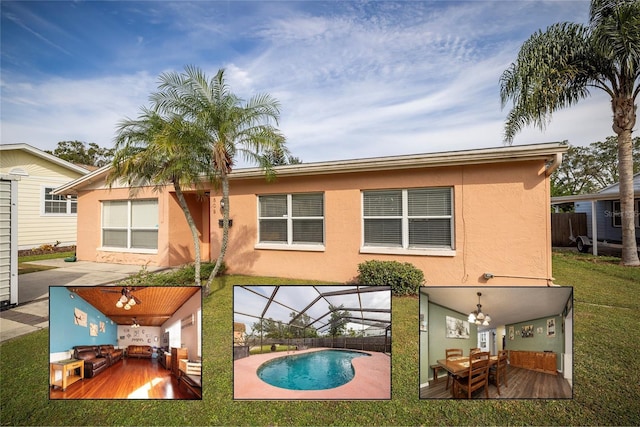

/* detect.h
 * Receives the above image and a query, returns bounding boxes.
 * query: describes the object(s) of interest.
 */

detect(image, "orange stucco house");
[55,143,566,285]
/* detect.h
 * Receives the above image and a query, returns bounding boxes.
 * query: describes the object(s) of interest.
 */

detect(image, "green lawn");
[18,251,75,274]
[1,252,639,426]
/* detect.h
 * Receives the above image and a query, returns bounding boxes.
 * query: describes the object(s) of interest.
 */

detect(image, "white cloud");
[1,0,614,162]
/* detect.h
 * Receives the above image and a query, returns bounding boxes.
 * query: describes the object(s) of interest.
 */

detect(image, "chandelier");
[115,288,139,310]
[468,292,491,326]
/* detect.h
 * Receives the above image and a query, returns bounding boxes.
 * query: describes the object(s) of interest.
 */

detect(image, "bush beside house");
[357,260,424,296]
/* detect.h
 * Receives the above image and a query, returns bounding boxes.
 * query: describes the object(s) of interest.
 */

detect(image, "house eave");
[54,142,567,195]
[229,142,567,180]
[551,192,640,204]
[1,143,92,175]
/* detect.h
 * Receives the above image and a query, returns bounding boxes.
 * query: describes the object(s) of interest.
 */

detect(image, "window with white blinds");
[258,193,324,246]
[102,199,158,251]
[363,188,453,249]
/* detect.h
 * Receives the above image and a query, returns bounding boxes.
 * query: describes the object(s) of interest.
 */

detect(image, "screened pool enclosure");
[233,285,391,359]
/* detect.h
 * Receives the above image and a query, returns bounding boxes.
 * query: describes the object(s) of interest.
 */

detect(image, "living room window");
[101,199,158,251]
[43,187,77,215]
[362,187,454,255]
[257,193,324,250]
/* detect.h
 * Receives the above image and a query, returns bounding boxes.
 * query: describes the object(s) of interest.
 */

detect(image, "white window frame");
[255,193,325,252]
[42,186,77,215]
[360,187,455,257]
[100,199,158,253]
[612,200,640,228]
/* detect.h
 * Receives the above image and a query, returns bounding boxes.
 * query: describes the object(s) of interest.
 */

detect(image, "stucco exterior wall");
[75,185,209,266]
[212,160,552,285]
[0,149,85,249]
[72,158,553,285]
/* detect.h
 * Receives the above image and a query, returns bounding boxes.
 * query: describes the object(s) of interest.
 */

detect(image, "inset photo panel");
[419,286,573,399]
[233,285,391,400]
[49,285,202,400]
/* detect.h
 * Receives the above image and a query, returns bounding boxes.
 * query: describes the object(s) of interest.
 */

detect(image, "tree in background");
[288,311,318,338]
[264,147,302,166]
[551,137,640,197]
[46,140,114,167]
[327,304,351,337]
[500,0,640,266]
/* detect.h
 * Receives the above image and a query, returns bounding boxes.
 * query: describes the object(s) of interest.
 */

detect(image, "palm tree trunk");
[612,96,640,266]
[205,174,230,295]
[173,182,203,285]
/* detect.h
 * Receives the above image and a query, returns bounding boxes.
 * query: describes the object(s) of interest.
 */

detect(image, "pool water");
[257,350,370,390]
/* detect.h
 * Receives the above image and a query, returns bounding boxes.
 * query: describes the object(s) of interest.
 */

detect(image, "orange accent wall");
[74,159,553,285]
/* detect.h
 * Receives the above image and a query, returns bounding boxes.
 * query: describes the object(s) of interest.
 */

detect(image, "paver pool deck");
[233,347,391,400]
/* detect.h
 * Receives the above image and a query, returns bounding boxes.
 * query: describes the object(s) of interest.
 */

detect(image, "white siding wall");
[0,150,85,249]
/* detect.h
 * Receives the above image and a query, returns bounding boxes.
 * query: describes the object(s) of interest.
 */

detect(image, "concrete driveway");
[0,259,168,343]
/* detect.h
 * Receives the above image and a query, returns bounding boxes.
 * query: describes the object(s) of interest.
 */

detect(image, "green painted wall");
[427,302,478,382]
[505,315,564,370]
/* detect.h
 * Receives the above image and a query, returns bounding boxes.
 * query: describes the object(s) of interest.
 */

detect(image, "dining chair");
[445,348,463,391]
[453,351,490,399]
[469,348,481,355]
[489,350,508,395]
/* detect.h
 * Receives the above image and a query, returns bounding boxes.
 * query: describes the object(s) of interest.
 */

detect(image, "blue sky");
[1,1,612,164]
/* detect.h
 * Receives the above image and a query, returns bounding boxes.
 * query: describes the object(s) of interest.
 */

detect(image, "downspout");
[545,152,562,285]
[546,152,562,176]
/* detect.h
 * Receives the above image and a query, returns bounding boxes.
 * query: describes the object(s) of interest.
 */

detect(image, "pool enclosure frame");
[233,285,392,358]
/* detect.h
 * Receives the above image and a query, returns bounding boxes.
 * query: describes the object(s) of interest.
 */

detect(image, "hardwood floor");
[50,358,199,399]
[420,366,572,399]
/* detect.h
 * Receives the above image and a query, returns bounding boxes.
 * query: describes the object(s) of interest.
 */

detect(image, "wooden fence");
[551,213,587,246]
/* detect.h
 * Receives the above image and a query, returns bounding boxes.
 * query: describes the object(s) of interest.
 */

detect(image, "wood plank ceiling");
[68,286,200,327]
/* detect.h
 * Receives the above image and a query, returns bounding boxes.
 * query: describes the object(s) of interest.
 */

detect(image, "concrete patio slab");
[234,347,391,400]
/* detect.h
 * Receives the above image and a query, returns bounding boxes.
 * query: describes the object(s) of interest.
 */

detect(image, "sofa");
[127,345,153,358]
[73,345,109,378]
[99,344,123,365]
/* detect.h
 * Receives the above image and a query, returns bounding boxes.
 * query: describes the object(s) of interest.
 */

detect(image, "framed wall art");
[521,324,534,338]
[445,316,470,339]
[547,318,556,337]
[73,308,87,327]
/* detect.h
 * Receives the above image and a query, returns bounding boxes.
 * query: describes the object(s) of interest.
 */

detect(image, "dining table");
[436,355,498,396]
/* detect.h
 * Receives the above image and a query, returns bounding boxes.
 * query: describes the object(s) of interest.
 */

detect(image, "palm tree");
[500,0,640,266]
[108,107,215,286]
[151,66,287,294]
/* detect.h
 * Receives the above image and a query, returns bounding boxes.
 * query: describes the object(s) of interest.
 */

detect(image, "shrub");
[357,260,424,296]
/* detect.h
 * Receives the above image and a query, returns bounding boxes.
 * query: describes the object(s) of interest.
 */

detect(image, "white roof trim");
[229,142,566,179]
[54,142,566,195]
[0,143,91,175]
[551,191,640,204]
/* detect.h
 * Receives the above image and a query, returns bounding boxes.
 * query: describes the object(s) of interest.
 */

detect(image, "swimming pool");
[257,350,371,390]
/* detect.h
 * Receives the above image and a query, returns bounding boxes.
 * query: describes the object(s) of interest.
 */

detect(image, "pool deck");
[233,347,391,400]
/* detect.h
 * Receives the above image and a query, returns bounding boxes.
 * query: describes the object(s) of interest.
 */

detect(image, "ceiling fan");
[102,287,141,309]
[131,317,141,328]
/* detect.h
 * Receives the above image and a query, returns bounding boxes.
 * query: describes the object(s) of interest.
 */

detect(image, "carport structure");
[233,285,391,356]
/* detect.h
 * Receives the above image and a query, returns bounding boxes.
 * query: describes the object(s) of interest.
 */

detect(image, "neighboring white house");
[0,144,91,250]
